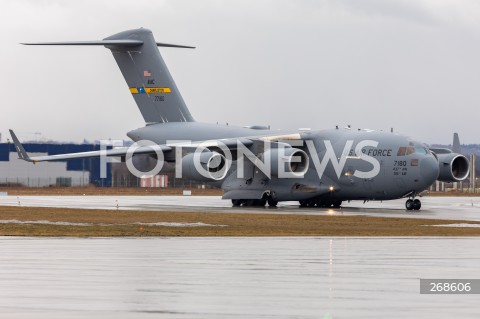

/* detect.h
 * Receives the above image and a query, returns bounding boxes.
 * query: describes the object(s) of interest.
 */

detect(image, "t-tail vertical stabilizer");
[105,28,195,124]
[22,28,195,124]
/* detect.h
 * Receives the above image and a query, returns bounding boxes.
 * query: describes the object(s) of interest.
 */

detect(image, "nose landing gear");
[405,198,421,211]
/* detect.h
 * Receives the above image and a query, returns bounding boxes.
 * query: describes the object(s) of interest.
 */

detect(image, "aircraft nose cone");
[420,156,439,186]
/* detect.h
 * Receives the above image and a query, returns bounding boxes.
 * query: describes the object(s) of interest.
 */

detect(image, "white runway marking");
[431,223,480,228]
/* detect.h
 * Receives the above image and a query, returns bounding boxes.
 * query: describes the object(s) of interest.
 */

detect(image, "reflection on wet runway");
[1,195,480,221]
[0,237,479,318]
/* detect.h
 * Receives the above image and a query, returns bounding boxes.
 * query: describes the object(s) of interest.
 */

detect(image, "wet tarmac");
[0,237,479,318]
[1,195,480,221]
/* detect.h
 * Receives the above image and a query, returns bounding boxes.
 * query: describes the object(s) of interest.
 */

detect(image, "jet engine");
[262,148,309,177]
[181,151,228,181]
[436,153,470,182]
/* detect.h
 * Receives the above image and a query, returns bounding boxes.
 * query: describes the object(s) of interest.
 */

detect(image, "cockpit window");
[397,146,417,156]
[415,147,428,154]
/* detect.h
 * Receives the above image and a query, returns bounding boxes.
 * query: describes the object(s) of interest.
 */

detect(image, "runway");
[2,198,480,317]
[1,195,480,221]
[1,236,479,319]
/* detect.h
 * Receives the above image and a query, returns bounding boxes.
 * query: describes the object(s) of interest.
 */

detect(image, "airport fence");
[0,176,214,190]
[0,177,89,188]
[110,175,213,189]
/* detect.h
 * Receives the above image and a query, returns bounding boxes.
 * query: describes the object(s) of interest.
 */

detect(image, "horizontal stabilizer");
[21,40,194,49]
[155,42,195,49]
[21,40,143,46]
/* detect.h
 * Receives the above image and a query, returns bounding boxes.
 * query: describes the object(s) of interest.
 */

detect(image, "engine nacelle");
[437,153,469,182]
[181,151,228,181]
[262,148,309,177]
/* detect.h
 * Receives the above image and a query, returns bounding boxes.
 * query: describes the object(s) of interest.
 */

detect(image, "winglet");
[8,130,32,162]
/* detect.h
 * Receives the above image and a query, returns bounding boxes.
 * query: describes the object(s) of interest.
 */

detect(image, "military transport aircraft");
[9,28,470,210]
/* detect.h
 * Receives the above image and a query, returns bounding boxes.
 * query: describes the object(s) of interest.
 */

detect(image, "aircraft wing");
[9,130,257,163]
[9,129,172,163]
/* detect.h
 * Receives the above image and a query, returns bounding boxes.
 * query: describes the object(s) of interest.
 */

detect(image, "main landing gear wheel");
[267,198,278,207]
[332,200,342,208]
[247,199,266,206]
[405,198,421,211]
[405,199,413,210]
[232,199,242,207]
[413,199,421,210]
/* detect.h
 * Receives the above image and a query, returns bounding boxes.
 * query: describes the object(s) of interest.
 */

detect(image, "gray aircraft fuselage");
[128,121,439,202]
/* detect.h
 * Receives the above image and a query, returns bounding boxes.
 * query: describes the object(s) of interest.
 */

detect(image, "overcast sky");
[1,0,480,144]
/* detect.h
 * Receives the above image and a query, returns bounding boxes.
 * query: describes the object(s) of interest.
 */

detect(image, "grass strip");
[1,206,480,237]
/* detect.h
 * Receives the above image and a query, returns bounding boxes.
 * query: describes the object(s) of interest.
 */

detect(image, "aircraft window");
[405,147,415,155]
[397,146,419,156]
[415,147,427,154]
